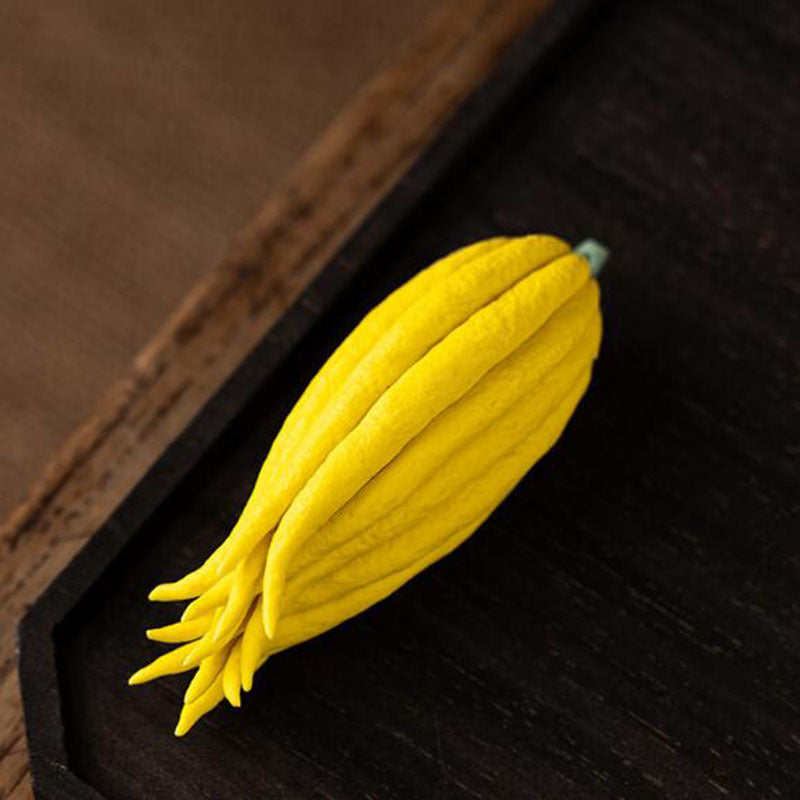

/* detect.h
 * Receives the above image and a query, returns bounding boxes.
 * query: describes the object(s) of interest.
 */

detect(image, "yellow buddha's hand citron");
[129,234,606,736]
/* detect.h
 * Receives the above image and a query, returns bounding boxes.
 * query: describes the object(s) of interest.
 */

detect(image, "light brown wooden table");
[0,1,551,796]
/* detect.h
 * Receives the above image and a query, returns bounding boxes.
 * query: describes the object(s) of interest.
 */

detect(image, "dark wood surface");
[19,0,800,797]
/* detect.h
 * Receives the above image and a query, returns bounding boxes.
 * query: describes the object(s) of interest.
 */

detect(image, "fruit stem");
[574,239,609,277]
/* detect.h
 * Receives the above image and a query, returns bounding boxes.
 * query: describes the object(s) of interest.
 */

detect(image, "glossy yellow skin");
[130,234,603,736]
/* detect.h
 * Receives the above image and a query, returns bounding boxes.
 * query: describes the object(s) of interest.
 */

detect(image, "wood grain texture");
[0,1,551,797]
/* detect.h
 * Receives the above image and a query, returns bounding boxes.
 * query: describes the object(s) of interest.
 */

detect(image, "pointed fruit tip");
[128,670,146,686]
[148,585,170,602]
[174,705,198,737]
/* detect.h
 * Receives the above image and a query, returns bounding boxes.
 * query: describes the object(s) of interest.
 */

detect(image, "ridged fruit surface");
[130,234,603,735]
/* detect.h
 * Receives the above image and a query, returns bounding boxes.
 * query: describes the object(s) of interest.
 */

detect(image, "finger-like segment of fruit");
[224,240,510,563]
[182,617,243,669]
[240,598,268,693]
[211,537,270,643]
[181,588,257,669]
[274,514,489,655]
[128,641,197,685]
[155,239,508,600]
[180,573,234,622]
[224,516,491,681]
[184,640,232,704]
[152,246,492,602]
[148,537,234,602]
[222,638,243,707]
[150,247,501,605]
[263,250,589,636]
[175,675,225,737]
[146,613,214,644]
[218,236,568,574]
[252,364,592,663]
[288,360,595,614]
[254,237,510,486]
[289,281,600,588]
[288,314,600,611]
[180,608,230,668]
[240,515,488,683]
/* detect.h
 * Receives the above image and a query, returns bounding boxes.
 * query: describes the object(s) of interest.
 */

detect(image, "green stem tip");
[574,238,609,277]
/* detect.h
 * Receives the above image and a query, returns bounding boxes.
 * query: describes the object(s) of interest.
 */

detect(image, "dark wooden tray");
[19,0,800,797]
